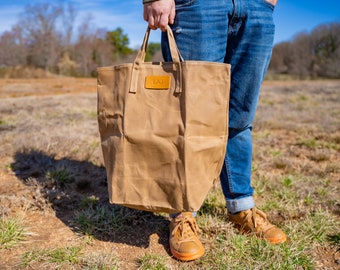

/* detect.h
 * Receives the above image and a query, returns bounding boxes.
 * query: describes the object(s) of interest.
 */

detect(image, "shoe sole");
[266,235,287,244]
[170,247,205,261]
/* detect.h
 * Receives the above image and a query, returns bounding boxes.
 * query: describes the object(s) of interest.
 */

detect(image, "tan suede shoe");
[228,208,287,244]
[169,212,205,261]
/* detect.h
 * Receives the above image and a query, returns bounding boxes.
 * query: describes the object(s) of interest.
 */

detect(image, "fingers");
[144,12,167,31]
[159,2,175,31]
[144,6,157,30]
[158,14,169,31]
[169,3,175,24]
[143,1,175,31]
[145,15,158,30]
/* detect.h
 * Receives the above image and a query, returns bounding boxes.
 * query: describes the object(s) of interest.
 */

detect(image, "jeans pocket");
[175,0,196,8]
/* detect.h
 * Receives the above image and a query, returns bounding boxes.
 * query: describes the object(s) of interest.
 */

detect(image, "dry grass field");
[0,78,339,269]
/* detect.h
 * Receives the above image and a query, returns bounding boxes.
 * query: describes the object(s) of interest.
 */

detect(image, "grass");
[74,197,168,238]
[198,235,314,270]
[73,205,130,236]
[0,216,30,249]
[198,194,337,270]
[0,78,339,269]
[22,246,82,265]
[291,209,339,243]
[80,195,100,209]
[327,233,340,246]
[187,208,337,270]
[200,184,227,217]
[83,109,98,119]
[21,246,120,269]
[46,166,75,188]
[80,251,120,269]
[138,254,170,270]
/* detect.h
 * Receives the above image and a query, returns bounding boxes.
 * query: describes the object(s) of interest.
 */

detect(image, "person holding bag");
[143,0,287,261]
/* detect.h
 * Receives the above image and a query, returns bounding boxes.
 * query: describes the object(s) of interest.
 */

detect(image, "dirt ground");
[0,78,339,269]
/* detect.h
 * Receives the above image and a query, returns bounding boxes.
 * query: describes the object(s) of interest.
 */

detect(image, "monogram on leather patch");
[145,75,171,90]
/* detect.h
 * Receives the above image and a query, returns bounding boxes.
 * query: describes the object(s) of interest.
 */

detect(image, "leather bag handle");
[129,25,183,94]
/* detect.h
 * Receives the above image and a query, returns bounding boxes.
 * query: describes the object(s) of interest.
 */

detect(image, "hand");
[143,0,175,31]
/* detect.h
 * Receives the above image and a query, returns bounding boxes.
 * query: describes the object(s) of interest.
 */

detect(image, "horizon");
[0,0,339,48]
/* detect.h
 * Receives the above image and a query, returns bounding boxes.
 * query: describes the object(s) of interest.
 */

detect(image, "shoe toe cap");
[265,228,287,244]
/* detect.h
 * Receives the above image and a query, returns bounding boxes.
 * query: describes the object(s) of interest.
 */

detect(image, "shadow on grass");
[11,149,170,251]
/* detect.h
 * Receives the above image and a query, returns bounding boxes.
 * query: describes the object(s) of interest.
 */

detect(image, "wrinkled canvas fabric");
[97,26,230,213]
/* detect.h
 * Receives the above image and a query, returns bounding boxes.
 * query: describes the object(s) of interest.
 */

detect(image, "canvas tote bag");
[97,25,230,213]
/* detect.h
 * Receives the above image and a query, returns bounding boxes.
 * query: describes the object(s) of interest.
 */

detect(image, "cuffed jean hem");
[226,196,255,214]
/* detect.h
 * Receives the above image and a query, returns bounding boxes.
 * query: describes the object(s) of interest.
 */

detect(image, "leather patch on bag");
[145,75,171,90]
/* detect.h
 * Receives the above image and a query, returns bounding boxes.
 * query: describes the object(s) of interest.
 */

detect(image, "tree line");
[0,2,338,79]
[269,22,340,79]
[0,2,160,77]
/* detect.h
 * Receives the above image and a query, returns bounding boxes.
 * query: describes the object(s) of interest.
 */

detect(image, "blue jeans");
[162,0,276,213]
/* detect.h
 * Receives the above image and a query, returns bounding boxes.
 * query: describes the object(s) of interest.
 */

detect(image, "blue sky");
[0,0,339,48]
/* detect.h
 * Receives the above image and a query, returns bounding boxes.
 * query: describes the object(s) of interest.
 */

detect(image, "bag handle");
[129,25,183,94]
[135,25,183,64]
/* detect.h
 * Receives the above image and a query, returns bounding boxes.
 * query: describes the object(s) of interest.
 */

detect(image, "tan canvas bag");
[97,26,230,213]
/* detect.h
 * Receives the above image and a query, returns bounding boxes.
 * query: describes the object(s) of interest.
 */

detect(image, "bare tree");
[18,3,63,71]
[0,1,143,77]
[62,2,77,53]
[310,23,340,78]
[73,15,97,76]
[93,28,115,67]
[0,26,27,67]
[269,22,340,79]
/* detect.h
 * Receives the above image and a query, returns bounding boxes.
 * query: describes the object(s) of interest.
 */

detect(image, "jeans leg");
[220,0,276,213]
[161,0,276,214]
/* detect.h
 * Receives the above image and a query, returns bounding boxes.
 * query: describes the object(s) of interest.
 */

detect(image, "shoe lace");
[247,208,275,232]
[172,215,200,242]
